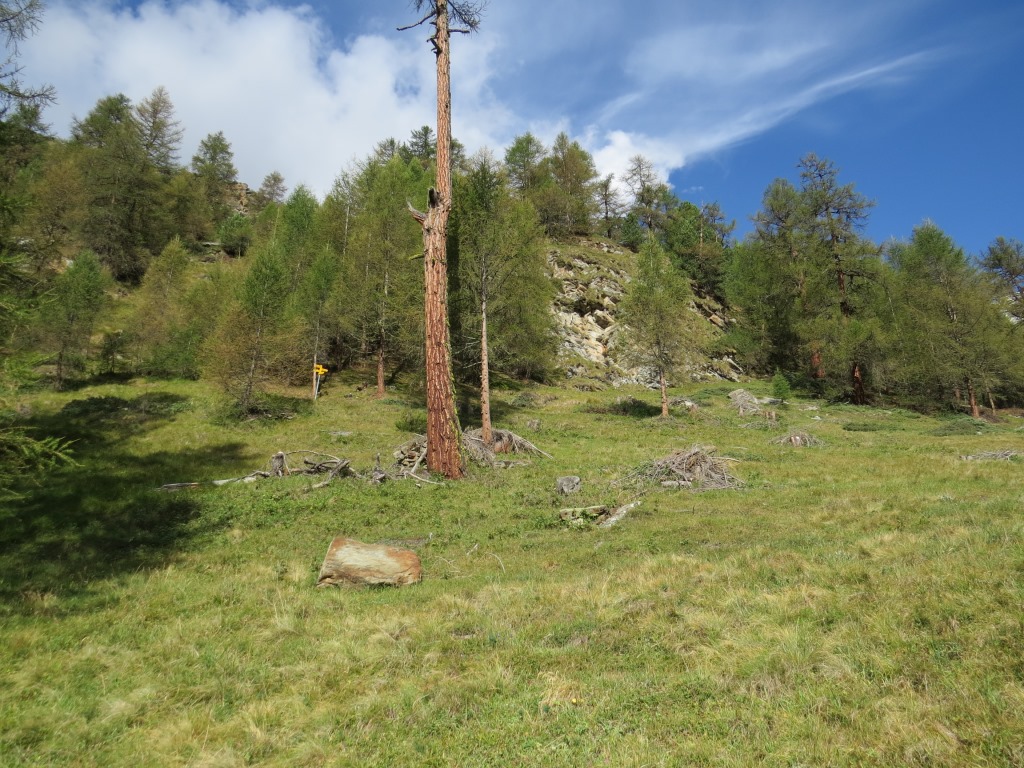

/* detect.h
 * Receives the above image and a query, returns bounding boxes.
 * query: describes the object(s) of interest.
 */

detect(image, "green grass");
[1,378,1023,766]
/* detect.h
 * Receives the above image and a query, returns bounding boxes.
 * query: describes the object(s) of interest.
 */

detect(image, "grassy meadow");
[1,374,1023,766]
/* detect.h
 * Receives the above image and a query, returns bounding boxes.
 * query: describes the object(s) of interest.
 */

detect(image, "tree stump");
[316,537,423,587]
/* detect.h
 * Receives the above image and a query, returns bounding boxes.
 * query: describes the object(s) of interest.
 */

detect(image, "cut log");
[316,537,423,587]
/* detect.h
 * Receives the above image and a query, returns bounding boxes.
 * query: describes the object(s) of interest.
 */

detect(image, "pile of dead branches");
[618,444,742,491]
[393,429,551,477]
[959,450,1021,461]
[463,428,552,464]
[728,388,762,416]
[393,435,428,475]
[770,431,823,447]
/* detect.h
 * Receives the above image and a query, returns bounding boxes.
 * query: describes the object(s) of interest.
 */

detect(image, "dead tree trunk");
[403,0,466,479]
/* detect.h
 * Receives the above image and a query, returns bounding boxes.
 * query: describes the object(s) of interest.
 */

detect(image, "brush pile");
[462,428,552,464]
[618,444,741,491]
[728,389,762,416]
[392,429,551,476]
[770,431,823,447]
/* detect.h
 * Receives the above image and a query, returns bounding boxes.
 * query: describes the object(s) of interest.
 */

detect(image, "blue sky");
[20,0,1024,254]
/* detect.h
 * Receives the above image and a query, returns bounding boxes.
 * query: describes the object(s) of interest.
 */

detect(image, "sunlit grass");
[1,376,1022,765]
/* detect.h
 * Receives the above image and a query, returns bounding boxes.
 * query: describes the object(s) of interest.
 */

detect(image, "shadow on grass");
[582,396,663,419]
[0,392,246,611]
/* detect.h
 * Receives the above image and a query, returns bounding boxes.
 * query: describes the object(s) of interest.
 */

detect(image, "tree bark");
[659,367,669,418]
[480,292,493,446]
[851,362,866,405]
[375,341,385,399]
[418,0,464,479]
[968,380,980,419]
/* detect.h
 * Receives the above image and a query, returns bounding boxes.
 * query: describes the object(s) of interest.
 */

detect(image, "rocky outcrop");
[549,238,742,387]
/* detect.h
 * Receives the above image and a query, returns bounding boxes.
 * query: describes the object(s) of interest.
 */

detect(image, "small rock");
[556,476,582,495]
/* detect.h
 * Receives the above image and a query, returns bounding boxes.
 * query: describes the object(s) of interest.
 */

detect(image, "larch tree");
[133,86,183,176]
[798,153,875,403]
[618,237,707,418]
[0,0,55,118]
[453,150,551,445]
[982,236,1024,322]
[191,130,237,224]
[400,0,482,479]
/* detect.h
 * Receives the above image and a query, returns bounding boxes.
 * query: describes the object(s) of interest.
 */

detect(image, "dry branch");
[158,451,356,491]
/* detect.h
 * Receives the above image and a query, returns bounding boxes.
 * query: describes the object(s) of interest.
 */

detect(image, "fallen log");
[559,501,641,528]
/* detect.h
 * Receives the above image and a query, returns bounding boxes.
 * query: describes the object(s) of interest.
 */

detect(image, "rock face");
[316,537,423,587]
[549,238,743,387]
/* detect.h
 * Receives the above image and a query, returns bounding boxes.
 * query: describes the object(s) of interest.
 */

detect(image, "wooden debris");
[959,450,1021,461]
[618,444,741,491]
[770,431,823,447]
[463,428,553,461]
[728,389,761,416]
[158,450,356,491]
[559,501,641,528]
[392,429,551,479]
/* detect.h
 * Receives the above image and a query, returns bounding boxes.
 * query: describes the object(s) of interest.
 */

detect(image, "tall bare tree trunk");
[480,292,492,446]
[967,380,980,419]
[659,367,669,418]
[418,0,463,478]
[375,342,385,399]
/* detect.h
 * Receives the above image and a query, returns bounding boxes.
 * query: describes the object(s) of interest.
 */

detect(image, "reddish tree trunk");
[810,349,825,379]
[851,362,866,405]
[419,0,463,478]
[480,295,492,446]
[968,381,980,419]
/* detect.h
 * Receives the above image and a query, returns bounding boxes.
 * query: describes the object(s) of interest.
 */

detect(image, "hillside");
[2,374,1022,766]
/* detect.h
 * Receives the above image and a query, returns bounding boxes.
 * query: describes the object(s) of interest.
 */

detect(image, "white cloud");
[18,0,945,201]
[21,0,511,196]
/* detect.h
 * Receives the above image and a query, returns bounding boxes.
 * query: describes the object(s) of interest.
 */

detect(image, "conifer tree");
[618,238,707,417]
[453,151,553,443]
[44,250,108,388]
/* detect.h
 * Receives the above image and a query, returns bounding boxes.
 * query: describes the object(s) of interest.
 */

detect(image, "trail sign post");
[313,363,328,400]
